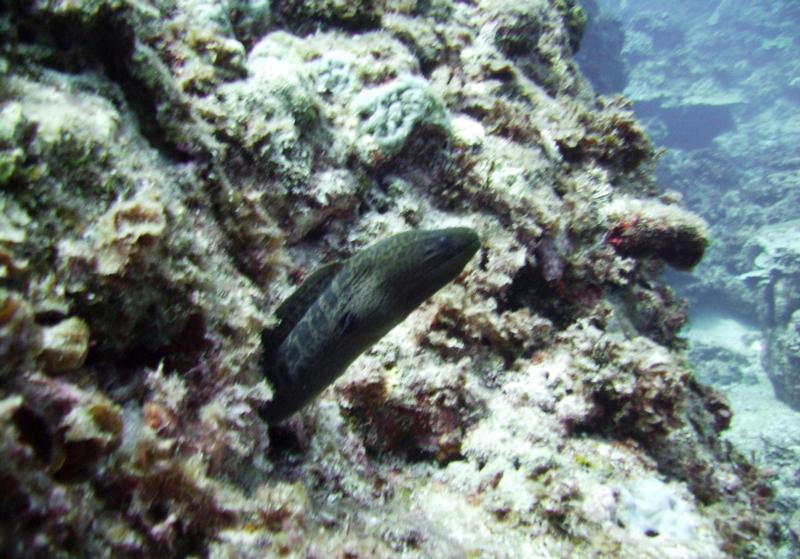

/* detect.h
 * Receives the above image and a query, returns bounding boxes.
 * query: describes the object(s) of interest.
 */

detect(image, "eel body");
[260,227,480,423]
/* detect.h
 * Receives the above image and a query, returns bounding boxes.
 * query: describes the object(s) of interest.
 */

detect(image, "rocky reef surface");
[0,1,781,557]
[580,1,799,556]
[587,0,800,412]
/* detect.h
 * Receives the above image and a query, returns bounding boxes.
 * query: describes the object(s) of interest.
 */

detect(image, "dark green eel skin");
[260,228,480,423]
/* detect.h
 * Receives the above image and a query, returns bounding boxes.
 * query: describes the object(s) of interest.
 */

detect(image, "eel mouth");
[413,228,481,292]
[430,228,481,270]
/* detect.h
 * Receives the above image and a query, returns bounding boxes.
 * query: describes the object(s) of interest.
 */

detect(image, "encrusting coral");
[0,0,781,557]
[39,316,90,374]
[603,196,710,271]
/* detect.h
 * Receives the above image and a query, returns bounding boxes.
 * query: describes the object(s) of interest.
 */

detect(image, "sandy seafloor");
[685,308,796,449]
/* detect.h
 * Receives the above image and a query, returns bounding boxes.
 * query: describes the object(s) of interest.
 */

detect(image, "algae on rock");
[0,0,782,557]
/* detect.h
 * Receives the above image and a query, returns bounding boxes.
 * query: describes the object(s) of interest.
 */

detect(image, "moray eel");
[260,227,480,423]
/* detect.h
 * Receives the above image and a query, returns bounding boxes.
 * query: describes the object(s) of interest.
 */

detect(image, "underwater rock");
[491,2,547,60]
[615,477,698,540]
[596,17,800,534]
[552,316,689,438]
[216,35,322,183]
[605,277,689,349]
[0,0,782,557]
[603,196,709,271]
[12,374,124,482]
[0,291,41,379]
[94,188,167,277]
[272,0,382,33]
[736,220,800,410]
[0,200,30,278]
[556,0,588,54]
[768,309,800,410]
[39,317,90,374]
[482,0,586,96]
[382,13,446,74]
[557,95,654,174]
[338,355,482,463]
[0,102,27,187]
[688,341,758,387]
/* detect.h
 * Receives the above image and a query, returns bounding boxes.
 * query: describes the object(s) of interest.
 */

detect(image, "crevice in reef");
[271,0,382,36]
[6,3,193,164]
[501,261,596,331]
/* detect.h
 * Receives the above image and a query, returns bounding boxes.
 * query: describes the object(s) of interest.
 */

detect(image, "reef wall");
[579,1,800,555]
[0,1,781,557]
[585,0,800,412]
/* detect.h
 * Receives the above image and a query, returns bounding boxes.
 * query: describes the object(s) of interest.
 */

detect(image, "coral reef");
[746,221,800,409]
[583,1,799,555]
[353,76,449,168]
[0,0,781,557]
[603,196,709,271]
